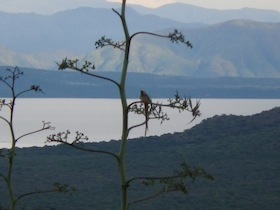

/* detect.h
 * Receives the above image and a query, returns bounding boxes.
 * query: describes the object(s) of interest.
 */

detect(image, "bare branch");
[1,66,78,209]
[95,35,126,50]
[127,161,214,193]
[0,67,23,90]
[128,189,165,209]
[128,101,169,124]
[14,182,76,205]
[94,29,192,55]
[131,29,193,48]
[0,76,12,89]
[0,115,9,125]
[0,67,44,100]
[46,131,119,159]
[15,85,44,98]
[112,8,121,18]
[57,57,120,87]
[15,121,53,143]
[128,93,201,129]
[127,121,146,134]
[168,29,193,48]
[127,174,183,186]
[126,162,214,209]
[0,99,13,110]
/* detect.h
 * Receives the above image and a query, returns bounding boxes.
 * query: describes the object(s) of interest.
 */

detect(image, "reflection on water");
[0,98,279,148]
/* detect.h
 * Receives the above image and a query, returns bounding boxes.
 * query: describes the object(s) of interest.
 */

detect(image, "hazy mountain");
[131,2,280,24]
[84,20,280,77]
[0,45,79,69]
[0,6,280,78]
[0,7,192,54]
[3,0,280,23]
[184,20,280,77]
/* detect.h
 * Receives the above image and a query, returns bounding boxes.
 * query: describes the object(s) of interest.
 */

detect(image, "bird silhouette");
[140,90,152,136]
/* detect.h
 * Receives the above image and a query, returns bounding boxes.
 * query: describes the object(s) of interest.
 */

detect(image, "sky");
[116,0,280,11]
[110,0,280,11]
[0,0,279,14]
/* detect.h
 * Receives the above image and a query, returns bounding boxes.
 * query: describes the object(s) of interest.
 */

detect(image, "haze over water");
[0,98,279,148]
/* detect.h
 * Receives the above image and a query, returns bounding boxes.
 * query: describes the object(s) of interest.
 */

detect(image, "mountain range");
[131,2,280,24]
[0,3,280,77]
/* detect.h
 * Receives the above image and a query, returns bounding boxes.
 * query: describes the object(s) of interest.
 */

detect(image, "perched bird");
[140,90,152,136]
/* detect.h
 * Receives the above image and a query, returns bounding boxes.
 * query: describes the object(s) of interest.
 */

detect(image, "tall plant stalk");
[50,1,213,210]
[0,68,74,210]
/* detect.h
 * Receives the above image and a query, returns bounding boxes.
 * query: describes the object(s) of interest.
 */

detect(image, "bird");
[140,90,152,136]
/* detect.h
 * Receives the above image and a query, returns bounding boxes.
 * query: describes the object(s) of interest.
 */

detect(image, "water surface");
[0,98,279,148]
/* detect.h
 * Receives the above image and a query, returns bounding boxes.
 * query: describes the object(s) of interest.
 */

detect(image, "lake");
[0,98,279,148]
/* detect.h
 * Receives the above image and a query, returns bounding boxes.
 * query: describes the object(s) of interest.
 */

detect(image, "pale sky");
[0,0,279,14]
[112,0,280,11]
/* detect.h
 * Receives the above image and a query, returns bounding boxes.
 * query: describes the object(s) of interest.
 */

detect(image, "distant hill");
[184,20,280,77]
[85,20,280,77]
[131,2,280,24]
[1,67,280,98]
[0,6,280,77]
[0,7,192,54]
[0,107,279,209]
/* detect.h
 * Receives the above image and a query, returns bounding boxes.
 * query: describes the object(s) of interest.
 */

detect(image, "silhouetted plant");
[47,1,213,210]
[0,67,75,210]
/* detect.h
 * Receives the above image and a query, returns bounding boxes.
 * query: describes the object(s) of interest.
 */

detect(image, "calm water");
[0,98,279,148]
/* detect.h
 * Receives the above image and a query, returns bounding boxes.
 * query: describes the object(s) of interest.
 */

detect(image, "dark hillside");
[0,107,280,209]
[187,106,280,138]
